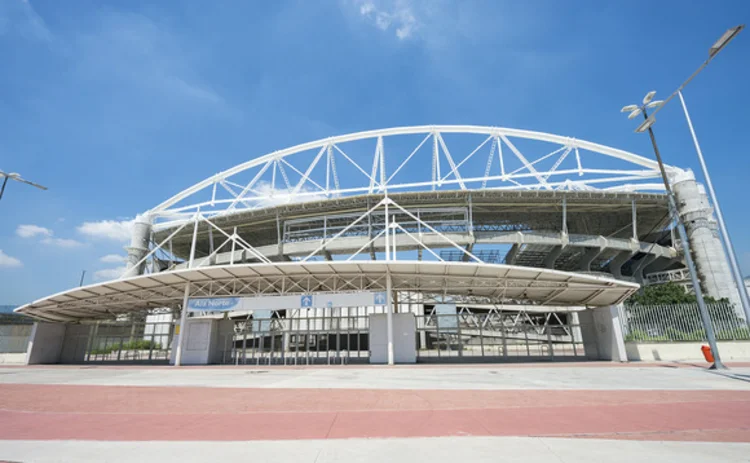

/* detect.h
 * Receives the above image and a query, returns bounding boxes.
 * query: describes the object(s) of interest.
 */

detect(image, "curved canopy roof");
[16,261,639,322]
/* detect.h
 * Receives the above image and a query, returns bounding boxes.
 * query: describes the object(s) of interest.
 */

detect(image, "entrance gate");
[76,313,175,364]
[220,306,585,364]
[69,307,584,365]
[415,308,584,362]
[223,307,381,365]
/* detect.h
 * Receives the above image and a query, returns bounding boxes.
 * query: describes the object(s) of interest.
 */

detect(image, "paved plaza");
[1,362,750,462]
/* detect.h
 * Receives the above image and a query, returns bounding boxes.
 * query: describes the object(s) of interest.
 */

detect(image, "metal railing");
[283,208,469,243]
[222,313,376,365]
[83,319,174,363]
[619,302,750,342]
[416,312,584,361]
[644,268,691,286]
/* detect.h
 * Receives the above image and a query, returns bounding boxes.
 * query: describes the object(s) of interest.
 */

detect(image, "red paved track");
[2,384,750,442]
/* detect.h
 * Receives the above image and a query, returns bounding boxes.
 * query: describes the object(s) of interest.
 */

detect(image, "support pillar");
[123,214,153,278]
[569,311,583,343]
[174,283,191,366]
[632,254,657,285]
[386,273,394,365]
[609,250,635,279]
[673,170,742,313]
[543,245,563,269]
[25,322,66,364]
[578,305,627,362]
[579,242,604,272]
[505,243,520,265]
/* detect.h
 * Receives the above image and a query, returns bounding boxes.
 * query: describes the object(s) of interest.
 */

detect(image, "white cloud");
[359,2,375,15]
[16,224,52,238]
[17,224,83,248]
[93,266,126,281]
[100,254,127,263]
[77,219,134,242]
[41,237,84,248]
[375,13,391,30]
[0,250,22,268]
[353,0,419,40]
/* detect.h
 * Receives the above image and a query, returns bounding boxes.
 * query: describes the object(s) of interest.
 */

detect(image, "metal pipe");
[0,177,8,200]
[644,26,744,123]
[188,213,200,267]
[678,90,750,324]
[230,227,237,265]
[641,109,724,369]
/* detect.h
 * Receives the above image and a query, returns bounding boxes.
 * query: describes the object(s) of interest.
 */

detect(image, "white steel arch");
[149,125,680,225]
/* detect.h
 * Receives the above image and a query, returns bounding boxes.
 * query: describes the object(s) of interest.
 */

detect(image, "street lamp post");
[632,26,749,321]
[622,93,725,369]
[678,90,750,325]
[619,25,746,369]
[0,171,47,201]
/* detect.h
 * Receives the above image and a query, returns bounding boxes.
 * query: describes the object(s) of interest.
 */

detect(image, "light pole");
[619,25,746,368]
[678,90,750,325]
[621,91,725,369]
[642,26,749,321]
[654,24,750,325]
[0,171,47,201]
[645,26,744,121]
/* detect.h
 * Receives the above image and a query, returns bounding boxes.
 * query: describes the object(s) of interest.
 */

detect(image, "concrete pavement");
[2,363,750,390]
[2,363,750,462]
[3,437,750,463]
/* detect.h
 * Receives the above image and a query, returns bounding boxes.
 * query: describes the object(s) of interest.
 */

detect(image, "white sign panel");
[187,297,241,312]
[187,291,386,312]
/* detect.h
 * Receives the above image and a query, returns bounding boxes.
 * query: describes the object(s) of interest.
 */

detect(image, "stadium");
[15,125,740,365]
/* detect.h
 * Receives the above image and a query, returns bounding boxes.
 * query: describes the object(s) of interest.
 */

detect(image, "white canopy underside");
[16,261,639,322]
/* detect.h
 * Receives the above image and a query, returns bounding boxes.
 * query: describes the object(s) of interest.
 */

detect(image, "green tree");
[626,282,727,306]
[624,282,741,341]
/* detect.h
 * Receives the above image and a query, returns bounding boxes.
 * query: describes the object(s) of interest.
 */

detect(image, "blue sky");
[1,0,749,304]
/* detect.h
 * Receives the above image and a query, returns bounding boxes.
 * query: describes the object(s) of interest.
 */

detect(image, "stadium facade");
[15,126,741,365]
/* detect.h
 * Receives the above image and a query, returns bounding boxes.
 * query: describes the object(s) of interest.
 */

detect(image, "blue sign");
[374,292,387,305]
[187,297,240,312]
[300,295,313,307]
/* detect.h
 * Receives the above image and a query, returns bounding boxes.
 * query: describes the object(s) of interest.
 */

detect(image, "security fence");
[220,306,586,364]
[223,308,378,365]
[619,303,750,342]
[0,313,34,355]
[415,310,584,361]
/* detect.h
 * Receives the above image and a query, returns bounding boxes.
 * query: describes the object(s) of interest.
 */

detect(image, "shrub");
[685,329,706,341]
[89,339,162,355]
[624,329,649,342]
[664,327,688,341]
[121,339,162,350]
[716,327,750,341]
[90,346,114,355]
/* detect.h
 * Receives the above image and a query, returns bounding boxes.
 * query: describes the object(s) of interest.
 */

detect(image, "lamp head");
[643,91,657,105]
